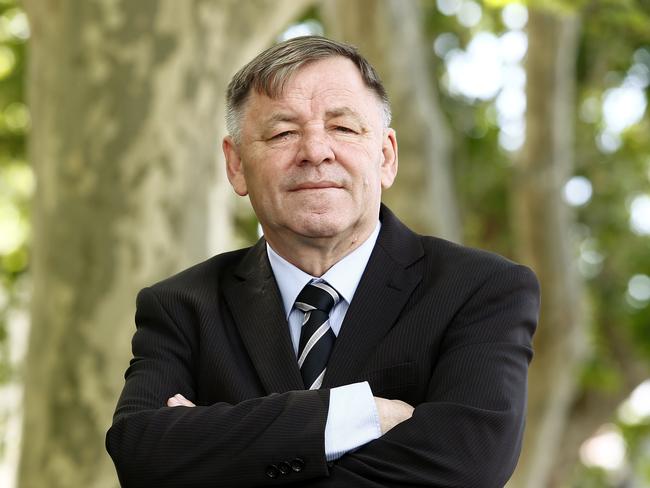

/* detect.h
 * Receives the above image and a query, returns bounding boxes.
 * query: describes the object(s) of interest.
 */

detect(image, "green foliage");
[423,0,650,484]
[233,209,260,246]
[0,0,28,382]
[570,465,616,488]
[424,1,519,257]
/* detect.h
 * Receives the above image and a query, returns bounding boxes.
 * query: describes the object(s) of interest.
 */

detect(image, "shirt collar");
[266,222,381,318]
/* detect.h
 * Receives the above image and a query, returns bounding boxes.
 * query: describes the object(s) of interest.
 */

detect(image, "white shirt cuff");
[324,381,381,461]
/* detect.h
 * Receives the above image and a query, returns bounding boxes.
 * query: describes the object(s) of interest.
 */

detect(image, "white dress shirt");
[266,222,382,461]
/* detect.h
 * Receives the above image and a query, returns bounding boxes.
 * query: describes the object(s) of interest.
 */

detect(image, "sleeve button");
[290,457,305,472]
[265,465,280,478]
[277,461,291,475]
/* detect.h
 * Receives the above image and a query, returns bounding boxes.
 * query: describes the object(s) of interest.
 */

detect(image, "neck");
[265,226,376,277]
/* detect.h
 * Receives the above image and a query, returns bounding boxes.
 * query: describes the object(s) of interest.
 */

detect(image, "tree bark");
[19,1,313,487]
[508,8,584,488]
[320,0,461,241]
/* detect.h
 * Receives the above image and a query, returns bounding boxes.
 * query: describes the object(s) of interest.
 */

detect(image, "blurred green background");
[0,0,649,486]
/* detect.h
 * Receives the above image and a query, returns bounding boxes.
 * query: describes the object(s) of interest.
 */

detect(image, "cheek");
[354,173,381,204]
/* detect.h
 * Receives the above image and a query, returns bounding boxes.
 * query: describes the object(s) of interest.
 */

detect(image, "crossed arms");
[106,261,539,488]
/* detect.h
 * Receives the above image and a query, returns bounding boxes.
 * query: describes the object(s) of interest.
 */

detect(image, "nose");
[296,128,335,166]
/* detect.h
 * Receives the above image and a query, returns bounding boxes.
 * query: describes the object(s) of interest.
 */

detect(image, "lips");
[290,181,342,191]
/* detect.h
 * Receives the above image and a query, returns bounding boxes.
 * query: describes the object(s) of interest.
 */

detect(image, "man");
[106,36,540,487]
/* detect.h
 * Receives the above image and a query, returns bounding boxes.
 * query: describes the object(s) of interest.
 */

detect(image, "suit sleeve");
[106,287,331,488]
[307,263,540,488]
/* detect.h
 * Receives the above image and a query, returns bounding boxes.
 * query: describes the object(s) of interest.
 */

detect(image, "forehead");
[244,57,382,121]
[277,56,367,95]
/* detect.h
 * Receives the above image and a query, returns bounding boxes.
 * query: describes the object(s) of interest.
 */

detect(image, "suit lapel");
[223,240,304,394]
[323,206,424,388]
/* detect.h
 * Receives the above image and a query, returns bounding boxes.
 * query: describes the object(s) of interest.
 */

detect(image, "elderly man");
[107,36,539,487]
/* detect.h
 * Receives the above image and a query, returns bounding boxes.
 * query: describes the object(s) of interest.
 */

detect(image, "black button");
[290,458,305,472]
[277,462,291,475]
[265,465,280,478]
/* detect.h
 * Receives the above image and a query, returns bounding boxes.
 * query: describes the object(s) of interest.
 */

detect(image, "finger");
[169,393,196,407]
[174,393,196,406]
[167,396,182,407]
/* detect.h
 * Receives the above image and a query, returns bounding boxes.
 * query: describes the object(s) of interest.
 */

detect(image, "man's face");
[223,56,397,253]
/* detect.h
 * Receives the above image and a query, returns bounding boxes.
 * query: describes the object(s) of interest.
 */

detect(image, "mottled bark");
[508,8,584,488]
[19,1,313,487]
[321,0,461,241]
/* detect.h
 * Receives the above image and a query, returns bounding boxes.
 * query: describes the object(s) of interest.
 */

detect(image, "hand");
[374,397,414,434]
[167,393,196,407]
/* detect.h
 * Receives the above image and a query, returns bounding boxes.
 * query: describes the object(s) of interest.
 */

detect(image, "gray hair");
[225,35,391,142]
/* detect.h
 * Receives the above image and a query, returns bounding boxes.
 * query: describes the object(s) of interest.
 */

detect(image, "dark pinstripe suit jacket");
[106,205,540,488]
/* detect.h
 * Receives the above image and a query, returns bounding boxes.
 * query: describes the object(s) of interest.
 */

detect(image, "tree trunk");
[508,8,584,488]
[19,1,313,487]
[320,0,461,241]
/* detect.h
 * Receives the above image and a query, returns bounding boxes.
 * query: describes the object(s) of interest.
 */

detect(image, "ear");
[223,136,248,196]
[380,128,398,190]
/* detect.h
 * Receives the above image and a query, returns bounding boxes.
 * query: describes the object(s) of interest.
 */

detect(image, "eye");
[334,126,357,134]
[269,130,295,141]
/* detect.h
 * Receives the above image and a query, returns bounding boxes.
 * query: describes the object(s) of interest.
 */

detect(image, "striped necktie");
[294,281,340,390]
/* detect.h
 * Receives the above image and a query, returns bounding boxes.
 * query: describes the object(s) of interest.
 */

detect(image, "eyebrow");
[325,107,365,126]
[258,113,298,134]
[261,107,367,130]
[266,112,299,124]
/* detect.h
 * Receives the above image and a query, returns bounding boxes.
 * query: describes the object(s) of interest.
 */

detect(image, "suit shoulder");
[419,235,538,284]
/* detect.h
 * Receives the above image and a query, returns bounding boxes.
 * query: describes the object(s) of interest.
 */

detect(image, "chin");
[295,222,344,239]
[292,213,349,239]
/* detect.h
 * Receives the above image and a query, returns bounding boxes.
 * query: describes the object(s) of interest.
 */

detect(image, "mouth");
[290,181,343,191]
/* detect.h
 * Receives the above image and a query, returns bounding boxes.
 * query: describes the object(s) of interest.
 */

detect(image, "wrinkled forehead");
[244,58,384,120]
[245,67,382,125]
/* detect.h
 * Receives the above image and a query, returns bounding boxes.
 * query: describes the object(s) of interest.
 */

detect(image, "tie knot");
[295,281,340,314]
